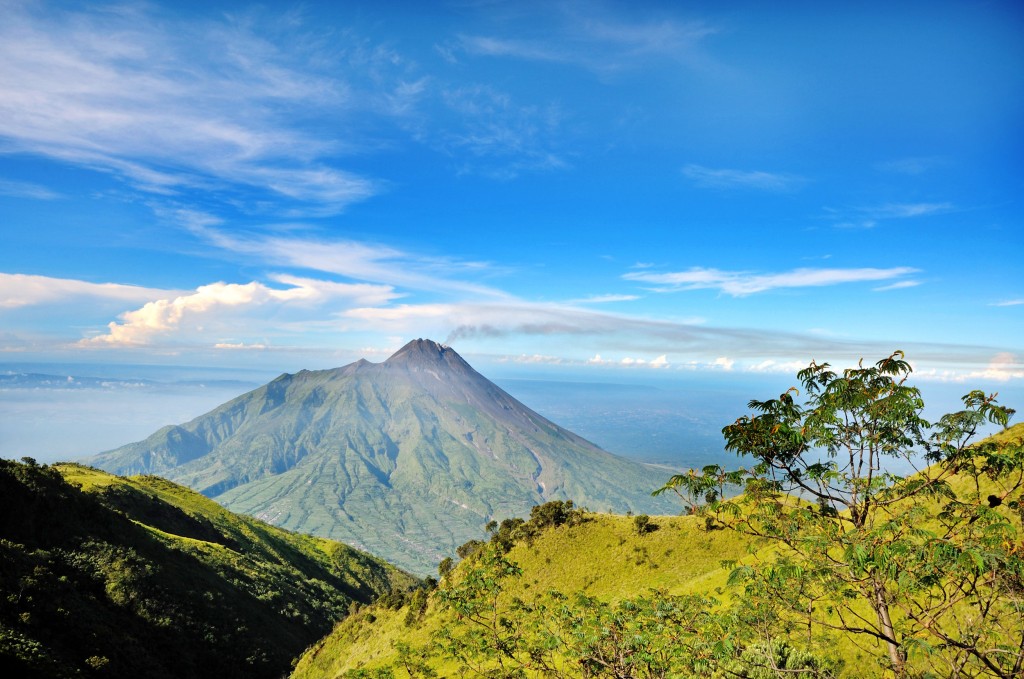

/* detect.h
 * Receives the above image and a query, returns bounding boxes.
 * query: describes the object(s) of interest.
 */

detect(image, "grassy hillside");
[291,509,754,679]
[292,423,1024,679]
[0,459,418,679]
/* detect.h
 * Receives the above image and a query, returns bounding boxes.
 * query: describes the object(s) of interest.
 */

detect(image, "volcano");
[90,339,676,573]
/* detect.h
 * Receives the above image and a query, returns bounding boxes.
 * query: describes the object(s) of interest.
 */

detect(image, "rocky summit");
[90,339,675,573]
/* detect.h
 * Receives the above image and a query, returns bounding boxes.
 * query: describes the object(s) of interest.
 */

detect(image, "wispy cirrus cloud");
[876,156,946,175]
[565,294,640,304]
[623,266,919,296]
[873,280,922,292]
[438,85,568,178]
[992,299,1024,307]
[0,273,179,309]
[868,203,953,219]
[189,222,510,300]
[828,202,954,229]
[682,164,806,191]
[0,2,417,215]
[0,179,63,200]
[451,7,718,75]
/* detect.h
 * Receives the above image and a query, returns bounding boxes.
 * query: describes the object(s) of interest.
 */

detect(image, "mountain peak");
[90,336,675,573]
[385,338,463,369]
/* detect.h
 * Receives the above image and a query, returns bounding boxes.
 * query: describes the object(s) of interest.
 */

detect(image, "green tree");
[657,351,1024,677]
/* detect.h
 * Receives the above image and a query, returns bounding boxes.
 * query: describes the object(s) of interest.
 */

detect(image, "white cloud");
[869,203,953,219]
[0,179,62,200]
[992,299,1024,307]
[194,226,508,299]
[623,266,919,296]
[965,353,1024,383]
[438,84,567,179]
[827,202,953,228]
[0,273,177,309]
[915,353,1024,384]
[712,356,734,371]
[213,342,269,350]
[750,358,806,373]
[499,353,564,365]
[581,353,666,368]
[81,277,399,347]
[454,9,717,75]
[566,294,640,304]
[344,303,455,323]
[873,280,921,292]
[0,2,405,214]
[682,164,805,191]
[825,202,954,230]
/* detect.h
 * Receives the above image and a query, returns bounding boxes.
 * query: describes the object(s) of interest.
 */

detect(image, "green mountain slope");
[292,424,1024,679]
[291,509,753,679]
[90,339,675,574]
[0,459,417,679]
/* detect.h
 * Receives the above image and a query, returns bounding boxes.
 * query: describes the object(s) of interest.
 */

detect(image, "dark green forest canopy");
[0,460,417,679]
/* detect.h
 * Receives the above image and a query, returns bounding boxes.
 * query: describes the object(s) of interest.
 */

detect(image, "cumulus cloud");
[712,356,734,371]
[914,353,1024,384]
[0,273,178,309]
[623,266,919,296]
[749,358,807,373]
[966,353,1024,383]
[582,353,667,368]
[81,277,399,347]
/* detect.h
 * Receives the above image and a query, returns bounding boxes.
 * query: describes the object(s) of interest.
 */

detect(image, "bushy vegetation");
[292,353,1022,679]
[0,460,416,679]
[658,352,1023,677]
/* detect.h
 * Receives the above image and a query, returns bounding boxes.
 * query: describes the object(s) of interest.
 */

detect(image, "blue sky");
[1,0,1022,387]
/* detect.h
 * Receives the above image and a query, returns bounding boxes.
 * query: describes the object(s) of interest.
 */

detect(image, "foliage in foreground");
[0,461,417,679]
[295,352,1022,679]
[296,506,838,679]
[659,352,1024,677]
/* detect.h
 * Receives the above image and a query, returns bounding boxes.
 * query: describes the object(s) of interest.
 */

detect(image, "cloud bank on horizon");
[0,0,1021,385]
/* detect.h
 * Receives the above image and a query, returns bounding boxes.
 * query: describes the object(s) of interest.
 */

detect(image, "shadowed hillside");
[0,460,417,679]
